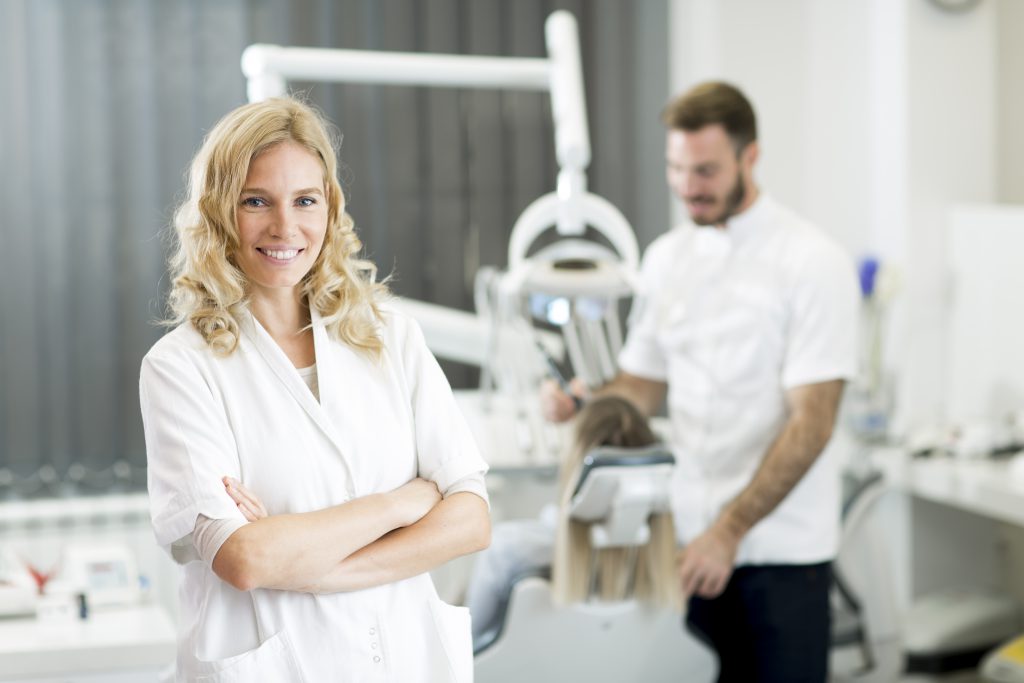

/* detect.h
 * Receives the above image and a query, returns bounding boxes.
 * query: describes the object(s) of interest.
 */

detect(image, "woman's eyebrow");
[239,187,323,195]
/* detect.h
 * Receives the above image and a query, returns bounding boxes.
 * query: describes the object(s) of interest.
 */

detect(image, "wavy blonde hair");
[551,396,681,610]
[166,97,388,356]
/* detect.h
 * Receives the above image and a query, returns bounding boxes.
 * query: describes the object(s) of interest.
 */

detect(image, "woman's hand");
[389,478,441,527]
[223,476,268,522]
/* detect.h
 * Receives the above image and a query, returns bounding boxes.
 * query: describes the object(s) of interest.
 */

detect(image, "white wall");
[897,0,997,429]
[997,0,1024,204]
[668,0,875,257]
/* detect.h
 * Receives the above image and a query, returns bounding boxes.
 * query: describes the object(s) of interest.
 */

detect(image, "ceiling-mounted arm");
[241,45,551,94]
[240,10,592,238]
[546,11,591,236]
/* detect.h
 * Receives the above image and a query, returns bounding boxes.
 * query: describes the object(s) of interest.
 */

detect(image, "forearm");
[716,420,829,538]
[715,381,844,540]
[213,492,407,592]
[303,492,491,594]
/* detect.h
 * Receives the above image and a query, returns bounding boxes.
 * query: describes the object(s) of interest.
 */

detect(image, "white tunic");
[140,304,488,682]
[618,194,858,566]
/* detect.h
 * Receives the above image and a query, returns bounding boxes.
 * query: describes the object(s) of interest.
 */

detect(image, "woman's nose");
[269,206,297,238]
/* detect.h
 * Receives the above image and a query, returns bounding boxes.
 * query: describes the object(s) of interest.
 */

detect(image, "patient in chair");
[465,396,680,646]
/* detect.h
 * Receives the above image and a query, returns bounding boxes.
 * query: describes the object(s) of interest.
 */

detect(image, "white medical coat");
[619,193,858,565]
[140,304,488,682]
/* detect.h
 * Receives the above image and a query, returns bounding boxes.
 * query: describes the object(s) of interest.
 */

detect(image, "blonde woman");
[140,97,490,682]
[465,396,679,647]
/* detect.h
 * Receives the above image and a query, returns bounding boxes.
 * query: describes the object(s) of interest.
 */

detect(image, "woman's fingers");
[236,499,260,522]
[222,476,268,520]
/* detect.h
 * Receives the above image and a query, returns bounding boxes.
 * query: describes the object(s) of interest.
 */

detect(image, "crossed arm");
[212,479,490,594]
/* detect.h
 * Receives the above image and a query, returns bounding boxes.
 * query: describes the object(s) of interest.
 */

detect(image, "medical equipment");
[0,549,37,618]
[242,9,640,414]
[473,448,716,682]
[904,588,1022,673]
[61,542,142,608]
[829,468,903,682]
[982,634,1024,682]
[569,445,674,549]
[535,340,582,411]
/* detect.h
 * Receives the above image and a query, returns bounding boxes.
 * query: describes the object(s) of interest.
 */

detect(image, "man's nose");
[672,171,695,197]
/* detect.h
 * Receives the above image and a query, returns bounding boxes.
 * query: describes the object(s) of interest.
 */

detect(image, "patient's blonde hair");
[551,397,681,610]
[165,97,388,356]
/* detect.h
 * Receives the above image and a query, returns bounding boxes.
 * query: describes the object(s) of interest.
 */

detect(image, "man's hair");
[661,81,757,154]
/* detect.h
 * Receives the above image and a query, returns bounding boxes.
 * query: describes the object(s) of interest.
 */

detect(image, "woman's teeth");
[261,248,299,259]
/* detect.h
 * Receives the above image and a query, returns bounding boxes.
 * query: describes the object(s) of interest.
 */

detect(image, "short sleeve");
[617,240,670,381]
[140,350,248,561]
[444,472,490,508]
[397,316,490,496]
[192,515,249,565]
[781,244,860,389]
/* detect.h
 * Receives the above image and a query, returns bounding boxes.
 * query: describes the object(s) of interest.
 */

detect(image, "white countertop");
[871,447,1024,527]
[0,604,175,680]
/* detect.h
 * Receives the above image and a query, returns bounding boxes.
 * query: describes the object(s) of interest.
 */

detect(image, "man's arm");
[679,379,845,598]
[541,371,668,422]
[298,492,491,594]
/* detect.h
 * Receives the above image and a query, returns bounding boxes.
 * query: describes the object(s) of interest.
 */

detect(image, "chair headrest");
[568,444,675,548]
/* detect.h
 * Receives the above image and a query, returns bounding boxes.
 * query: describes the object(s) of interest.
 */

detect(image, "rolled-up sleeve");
[398,316,489,507]
[140,350,248,561]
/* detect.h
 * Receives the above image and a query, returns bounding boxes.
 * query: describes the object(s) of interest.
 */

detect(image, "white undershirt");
[297,363,319,401]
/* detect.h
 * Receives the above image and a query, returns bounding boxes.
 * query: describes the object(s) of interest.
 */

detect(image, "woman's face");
[234,140,328,300]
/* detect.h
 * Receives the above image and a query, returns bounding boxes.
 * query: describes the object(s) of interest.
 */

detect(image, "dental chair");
[473,447,718,683]
[829,466,903,682]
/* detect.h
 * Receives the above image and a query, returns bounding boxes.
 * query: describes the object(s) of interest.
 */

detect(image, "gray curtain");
[0,0,668,499]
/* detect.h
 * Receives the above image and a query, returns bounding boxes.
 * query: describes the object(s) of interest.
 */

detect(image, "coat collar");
[239,305,356,495]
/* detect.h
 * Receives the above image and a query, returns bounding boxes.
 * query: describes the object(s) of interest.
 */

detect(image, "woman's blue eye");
[297,196,317,207]
[242,197,266,207]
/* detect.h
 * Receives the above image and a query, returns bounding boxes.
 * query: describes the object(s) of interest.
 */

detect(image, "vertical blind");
[0,0,668,499]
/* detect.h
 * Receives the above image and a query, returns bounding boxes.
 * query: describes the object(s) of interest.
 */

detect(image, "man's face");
[665,124,757,226]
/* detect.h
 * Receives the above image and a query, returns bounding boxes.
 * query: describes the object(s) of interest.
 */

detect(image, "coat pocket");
[428,598,474,683]
[191,629,305,683]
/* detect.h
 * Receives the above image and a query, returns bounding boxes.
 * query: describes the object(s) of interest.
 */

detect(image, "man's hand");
[677,520,743,599]
[540,378,588,423]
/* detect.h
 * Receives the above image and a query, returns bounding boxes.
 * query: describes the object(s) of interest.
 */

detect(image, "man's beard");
[690,172,747,226]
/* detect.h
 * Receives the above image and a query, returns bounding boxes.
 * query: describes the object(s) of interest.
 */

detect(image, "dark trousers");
[685,562,832,683]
